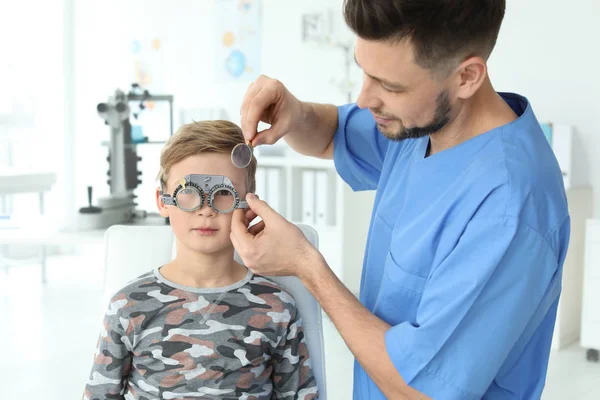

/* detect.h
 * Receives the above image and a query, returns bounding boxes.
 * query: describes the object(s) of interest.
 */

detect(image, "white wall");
[0,0,67,224]
[70,0,354,220]
[68,1,600,292]
[489,0,600,215]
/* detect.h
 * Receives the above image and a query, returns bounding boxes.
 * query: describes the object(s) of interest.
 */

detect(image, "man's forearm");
[299,255,429,399]
[284,102,338,159]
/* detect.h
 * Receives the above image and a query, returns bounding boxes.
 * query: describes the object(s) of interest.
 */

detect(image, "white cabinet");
[549,124,587,191]
[580,219,600,360]
[551,186,593,350]
[544,124,593,351]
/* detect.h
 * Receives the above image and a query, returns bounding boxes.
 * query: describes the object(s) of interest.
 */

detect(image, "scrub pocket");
[372,250,427,326]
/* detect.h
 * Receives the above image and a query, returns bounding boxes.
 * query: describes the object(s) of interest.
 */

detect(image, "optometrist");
[230,1,570,399]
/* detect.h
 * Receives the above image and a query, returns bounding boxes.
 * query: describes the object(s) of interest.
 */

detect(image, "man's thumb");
[250,126,281,147]
[246,193,278,219]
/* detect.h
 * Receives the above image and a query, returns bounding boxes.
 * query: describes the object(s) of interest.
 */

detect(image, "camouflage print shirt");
[83,268,318,400]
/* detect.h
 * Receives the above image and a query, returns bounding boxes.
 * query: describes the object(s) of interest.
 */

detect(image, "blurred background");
[0,0,599,398]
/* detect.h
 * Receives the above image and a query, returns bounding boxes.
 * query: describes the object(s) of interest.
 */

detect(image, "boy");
[83,121,318,400]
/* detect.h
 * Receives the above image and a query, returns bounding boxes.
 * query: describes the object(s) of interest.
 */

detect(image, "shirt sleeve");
[83,298,133,400]
[333,104,390,191]
[271,307,319,400]
[385,217,563,399]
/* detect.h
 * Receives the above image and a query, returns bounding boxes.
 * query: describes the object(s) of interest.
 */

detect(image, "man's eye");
[215,190,232,196]
[381,84,403,93]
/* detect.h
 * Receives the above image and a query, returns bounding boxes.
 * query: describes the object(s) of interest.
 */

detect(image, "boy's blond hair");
[157,120,257,193]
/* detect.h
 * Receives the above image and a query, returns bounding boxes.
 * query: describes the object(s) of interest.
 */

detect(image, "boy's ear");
[155,187,170,218]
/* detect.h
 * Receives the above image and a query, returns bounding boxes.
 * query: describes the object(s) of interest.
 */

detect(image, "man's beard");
[375,90,452,141]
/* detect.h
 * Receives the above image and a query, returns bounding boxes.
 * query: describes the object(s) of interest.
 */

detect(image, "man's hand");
[240,74,338,159]
[230,193,321,279]
[240,75,305,147]
[231,198,429,399]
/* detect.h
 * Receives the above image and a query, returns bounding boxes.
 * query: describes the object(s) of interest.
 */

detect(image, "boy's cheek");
[220,215,234,230]
[168,212,191,230]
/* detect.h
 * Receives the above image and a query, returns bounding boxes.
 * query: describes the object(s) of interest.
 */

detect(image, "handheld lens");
[231,141,253,168]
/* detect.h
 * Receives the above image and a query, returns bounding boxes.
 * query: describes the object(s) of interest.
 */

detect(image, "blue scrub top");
[333,93,570,399]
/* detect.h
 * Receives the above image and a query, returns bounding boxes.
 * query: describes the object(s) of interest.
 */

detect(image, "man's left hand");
[230,193,321,279]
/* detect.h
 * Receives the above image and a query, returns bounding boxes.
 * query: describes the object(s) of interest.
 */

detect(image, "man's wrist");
[297,245,327,285]
[299,101,314,131]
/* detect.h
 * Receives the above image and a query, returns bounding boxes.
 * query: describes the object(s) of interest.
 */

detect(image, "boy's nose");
[196,194,216,217]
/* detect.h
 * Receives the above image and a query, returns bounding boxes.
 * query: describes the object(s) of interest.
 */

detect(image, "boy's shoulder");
[244,274,298,308]
[108,270,160,303]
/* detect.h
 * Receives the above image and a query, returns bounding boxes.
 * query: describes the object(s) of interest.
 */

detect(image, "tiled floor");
[0,251,598,399]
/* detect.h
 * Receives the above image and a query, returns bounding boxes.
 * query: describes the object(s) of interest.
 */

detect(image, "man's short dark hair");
[344,0,506,75]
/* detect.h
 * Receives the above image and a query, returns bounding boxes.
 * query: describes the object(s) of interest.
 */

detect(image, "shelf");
[101,140,166,148]
[289,221,339,232]
[255,155,335,169]
[0,114,35,126]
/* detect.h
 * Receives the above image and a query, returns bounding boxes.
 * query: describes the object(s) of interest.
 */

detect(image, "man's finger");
[244,208,259,225]
[230,231,251,269]
[241,81,255,104]
[248,220,265,236]
[240,81,255,116]
[245,193,280,221]
[230,231,240,254]
[244,86,276,141]
[240,81,262,140]
[231,209,253,242]
[250,127,281,148]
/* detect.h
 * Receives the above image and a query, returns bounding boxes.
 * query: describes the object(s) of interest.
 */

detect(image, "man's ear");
[155,187,170,218]
[455,55,487,100]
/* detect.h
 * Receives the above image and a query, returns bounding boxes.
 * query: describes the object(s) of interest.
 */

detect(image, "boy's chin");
[186,240,234,256]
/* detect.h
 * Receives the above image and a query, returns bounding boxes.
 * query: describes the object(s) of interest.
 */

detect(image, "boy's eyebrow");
[167,176,244,190]
[170,177,185,188]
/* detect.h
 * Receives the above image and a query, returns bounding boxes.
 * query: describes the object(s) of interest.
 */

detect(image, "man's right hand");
[240,75,305,147]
